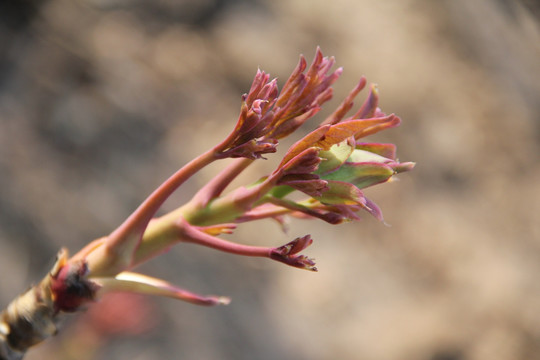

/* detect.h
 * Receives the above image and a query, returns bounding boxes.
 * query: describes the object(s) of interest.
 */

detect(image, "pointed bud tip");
[217,296,231,305]
[270,236,316,271]
[300,256,318,272]
[287,254,317,271]
[394,161,416,173]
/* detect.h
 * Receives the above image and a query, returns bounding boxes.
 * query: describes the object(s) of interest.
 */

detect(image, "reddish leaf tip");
[269,235,317,271]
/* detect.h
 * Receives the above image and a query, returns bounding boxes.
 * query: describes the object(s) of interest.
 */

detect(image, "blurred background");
[1,0,539,359]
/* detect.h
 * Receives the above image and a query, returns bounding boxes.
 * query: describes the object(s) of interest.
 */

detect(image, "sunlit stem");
[84,148,218,277]
[190,158,254,208]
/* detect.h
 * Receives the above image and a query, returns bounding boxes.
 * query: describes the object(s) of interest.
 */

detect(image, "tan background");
[1,0,539,359]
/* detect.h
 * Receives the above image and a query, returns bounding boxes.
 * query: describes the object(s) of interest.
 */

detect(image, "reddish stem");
[190,158,254,208]
[83,148,218,276]
[178,219,271,258]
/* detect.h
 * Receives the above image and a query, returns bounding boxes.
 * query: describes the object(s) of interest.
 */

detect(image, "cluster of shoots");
[0,48,414,360]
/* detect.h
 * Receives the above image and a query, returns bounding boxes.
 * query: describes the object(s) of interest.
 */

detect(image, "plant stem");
[84,148,218,276]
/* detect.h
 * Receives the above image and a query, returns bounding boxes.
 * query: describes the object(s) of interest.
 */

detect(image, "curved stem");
[84,148,218,276]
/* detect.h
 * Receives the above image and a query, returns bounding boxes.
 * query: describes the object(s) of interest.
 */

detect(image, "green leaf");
[347,149,392,163]
[268,185,296,199]
[314,180,366,205]
[321,162,394,189]
[317,141,354,174]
